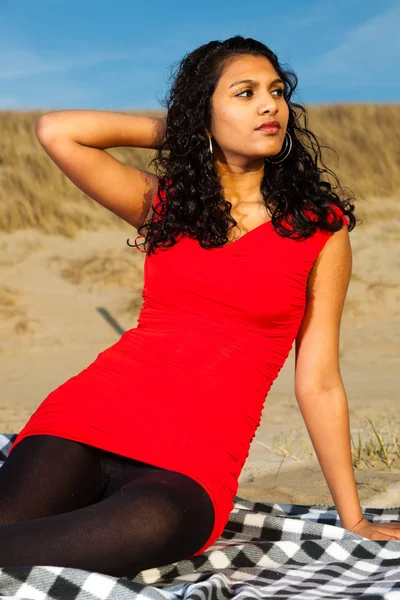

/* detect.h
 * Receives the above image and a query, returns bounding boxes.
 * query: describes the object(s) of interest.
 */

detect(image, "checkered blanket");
[1,433,399,600]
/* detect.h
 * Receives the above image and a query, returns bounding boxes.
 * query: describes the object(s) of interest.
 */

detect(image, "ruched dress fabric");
[9,188,349,557]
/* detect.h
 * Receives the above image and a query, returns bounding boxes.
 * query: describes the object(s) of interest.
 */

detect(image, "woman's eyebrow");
[229,78,284,88]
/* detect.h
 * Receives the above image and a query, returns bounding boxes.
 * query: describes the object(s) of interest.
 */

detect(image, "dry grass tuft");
[262,413,400,484]
[0,285,26,319]
[14,318,40,335]
[50,247,144,289]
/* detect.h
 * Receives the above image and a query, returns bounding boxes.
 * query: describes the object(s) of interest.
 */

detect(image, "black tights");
[0,435,215,578]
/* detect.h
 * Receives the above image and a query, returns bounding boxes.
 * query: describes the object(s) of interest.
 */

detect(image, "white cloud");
[298,5,400,86]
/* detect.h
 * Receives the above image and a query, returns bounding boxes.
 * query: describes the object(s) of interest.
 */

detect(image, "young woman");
[1,35,399,578]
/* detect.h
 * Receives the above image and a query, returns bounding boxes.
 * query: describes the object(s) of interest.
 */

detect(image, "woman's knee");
[107,469,215,561]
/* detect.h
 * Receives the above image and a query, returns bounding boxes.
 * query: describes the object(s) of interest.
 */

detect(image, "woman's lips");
[257,126,280,134]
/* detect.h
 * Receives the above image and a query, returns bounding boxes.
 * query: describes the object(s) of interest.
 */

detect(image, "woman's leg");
[0,435,104,524]
[0,467,215,577]
[0,435,215,577]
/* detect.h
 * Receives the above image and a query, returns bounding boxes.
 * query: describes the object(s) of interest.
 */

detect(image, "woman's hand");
[350,518,400,541]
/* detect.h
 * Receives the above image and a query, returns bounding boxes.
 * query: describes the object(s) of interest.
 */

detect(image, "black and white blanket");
[1,433,399,600]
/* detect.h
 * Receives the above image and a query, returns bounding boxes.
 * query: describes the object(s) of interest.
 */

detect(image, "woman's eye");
[236,88,284,98]
[236,89,253,98]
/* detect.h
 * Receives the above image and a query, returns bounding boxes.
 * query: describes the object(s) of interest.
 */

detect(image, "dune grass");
[262,415,400,469]
[0,285,25,319]
[0,105,399,236]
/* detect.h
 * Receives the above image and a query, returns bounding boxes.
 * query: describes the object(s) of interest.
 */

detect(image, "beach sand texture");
[0,106,399,509]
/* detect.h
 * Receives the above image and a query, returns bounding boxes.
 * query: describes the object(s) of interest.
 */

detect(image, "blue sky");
[0,0,399,110]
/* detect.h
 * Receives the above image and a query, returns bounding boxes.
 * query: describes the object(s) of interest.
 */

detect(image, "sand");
[1,204,399,511]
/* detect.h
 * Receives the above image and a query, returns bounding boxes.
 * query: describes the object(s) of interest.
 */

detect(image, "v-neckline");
[218,219,273,249]
[180,218,274,251]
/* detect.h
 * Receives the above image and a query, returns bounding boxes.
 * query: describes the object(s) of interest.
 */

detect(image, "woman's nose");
[257,94,279,115]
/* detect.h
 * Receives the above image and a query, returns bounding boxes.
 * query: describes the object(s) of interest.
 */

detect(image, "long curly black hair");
[132,35,357,256]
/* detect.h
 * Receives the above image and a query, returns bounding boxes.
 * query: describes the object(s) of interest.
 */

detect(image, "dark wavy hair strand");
[129,35,357,255]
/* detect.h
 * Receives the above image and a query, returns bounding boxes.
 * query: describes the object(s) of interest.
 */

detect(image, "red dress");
[9,187,349,556]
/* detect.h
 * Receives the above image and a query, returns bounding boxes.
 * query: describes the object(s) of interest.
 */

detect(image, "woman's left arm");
[294,225,400,540]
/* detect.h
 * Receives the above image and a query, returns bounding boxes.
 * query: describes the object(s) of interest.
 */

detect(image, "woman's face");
[208,54,289,164]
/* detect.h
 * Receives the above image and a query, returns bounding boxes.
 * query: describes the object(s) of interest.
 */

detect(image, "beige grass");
[0,285,25,319]
[0,106,399,237]
[0,109,161,236]
[51,248,144,288]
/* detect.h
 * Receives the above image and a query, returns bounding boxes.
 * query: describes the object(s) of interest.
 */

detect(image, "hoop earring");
[265,131,292,164]
[209,136,213,154]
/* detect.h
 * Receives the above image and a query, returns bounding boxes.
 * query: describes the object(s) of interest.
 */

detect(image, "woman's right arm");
[35,110,167,229]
